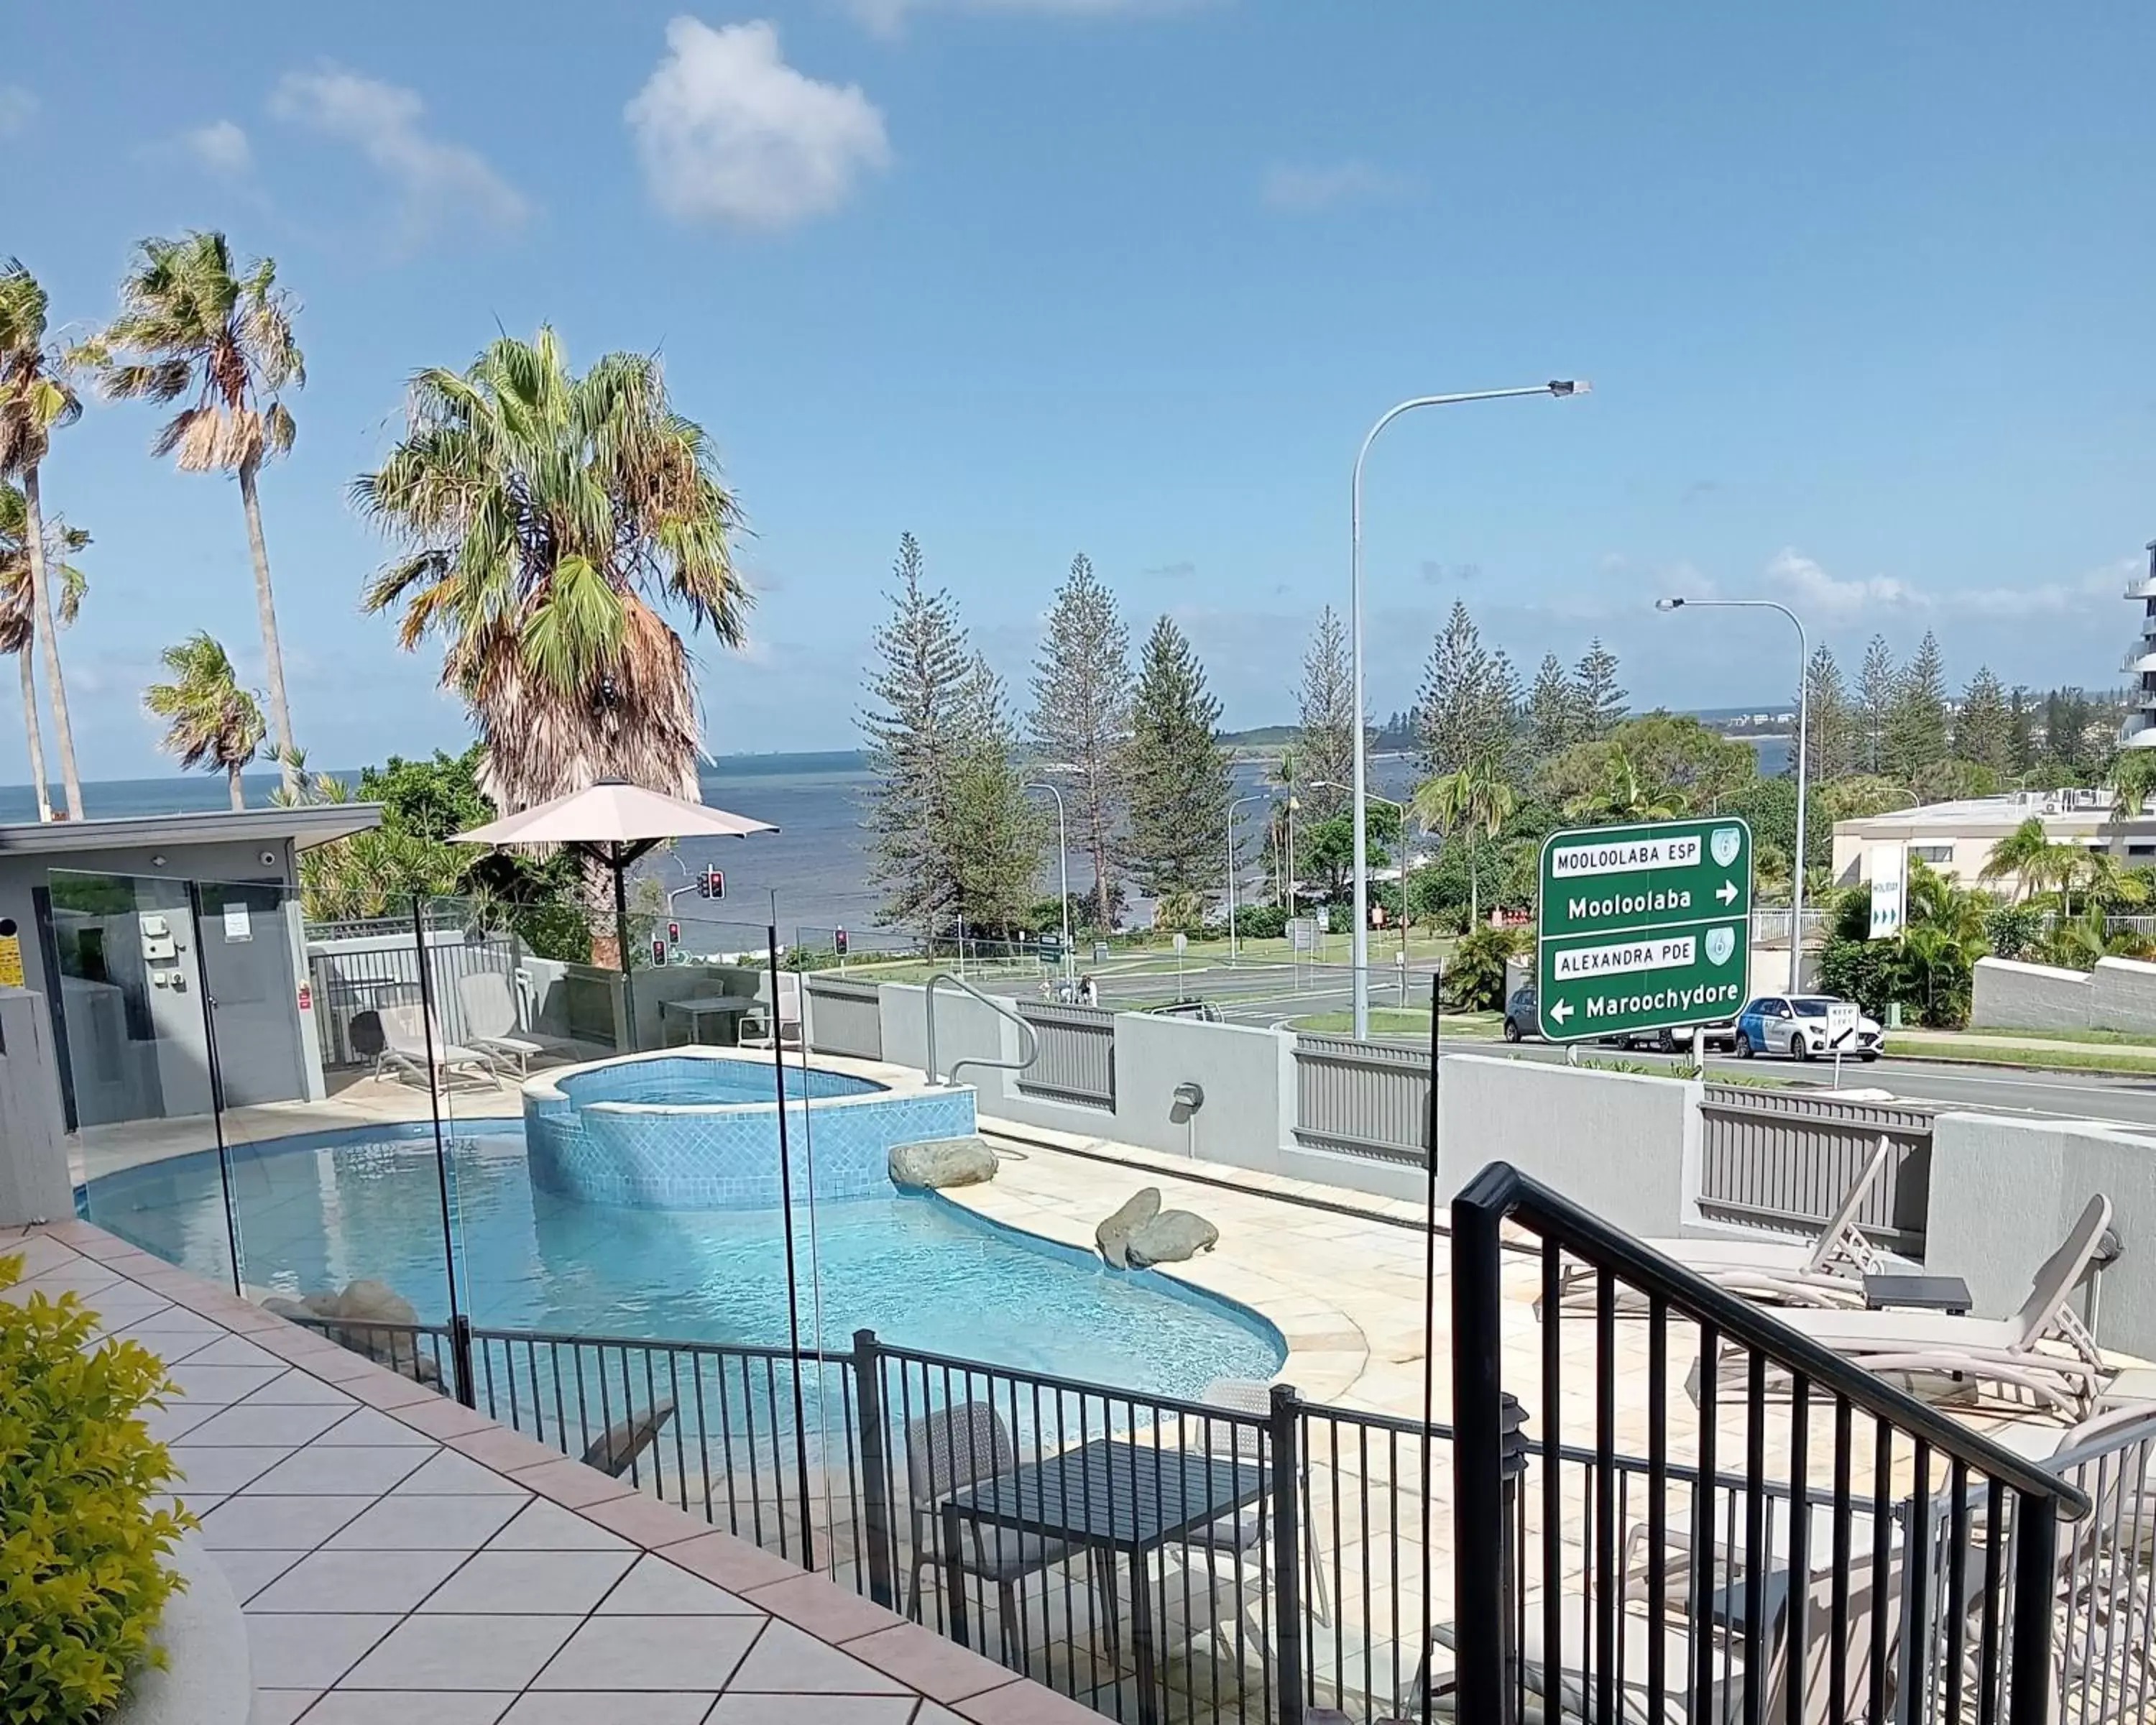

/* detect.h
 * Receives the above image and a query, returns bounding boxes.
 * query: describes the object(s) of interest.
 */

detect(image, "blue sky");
[5,1,2155,778]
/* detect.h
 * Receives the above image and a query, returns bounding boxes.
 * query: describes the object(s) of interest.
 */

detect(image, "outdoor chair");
[458,968,545,1077]
[1725,1193,2115,1419]
[1557,1135,1897,1315]
[742,972,802,1049]
[1181,1378,1330,1627]
[376,1001,502,1091]
[903,1401,1087,1665]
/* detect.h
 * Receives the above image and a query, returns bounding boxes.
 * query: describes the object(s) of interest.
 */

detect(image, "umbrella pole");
[613,842,638,1052]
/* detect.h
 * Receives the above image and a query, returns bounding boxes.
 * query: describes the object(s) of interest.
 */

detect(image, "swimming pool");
[81,1123,1285,1399]
[523,1049,977,1210]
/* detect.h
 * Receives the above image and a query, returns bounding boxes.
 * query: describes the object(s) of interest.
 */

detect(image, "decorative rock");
[888,1136,998,1190]
[1125,1209,1219,1268]
[326,1279,420,1327]
[264,1279,438,1384]
[1096,1187,1162,1268]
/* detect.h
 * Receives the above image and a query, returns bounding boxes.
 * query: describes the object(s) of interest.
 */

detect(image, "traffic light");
[834,927,849,957]
[667,921,681,944]
[651,937,668,966]
[709,868,725,901]
[696,868,713,899]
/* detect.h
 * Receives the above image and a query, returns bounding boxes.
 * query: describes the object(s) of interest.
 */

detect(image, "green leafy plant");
[1,1252,191,1722]
[1444,922,1525,1011]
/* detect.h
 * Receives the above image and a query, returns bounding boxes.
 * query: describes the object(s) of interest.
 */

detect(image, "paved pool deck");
[3,1217,1102,1725]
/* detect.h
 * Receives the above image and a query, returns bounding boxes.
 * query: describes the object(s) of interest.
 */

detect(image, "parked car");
[1145,997,1222,1022]
[1502,985,1539,1041]
[1732,994,1884,1062]
[1597,1017,1740,1055]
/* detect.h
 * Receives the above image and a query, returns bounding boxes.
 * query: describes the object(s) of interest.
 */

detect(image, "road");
[982,957,2156,1131]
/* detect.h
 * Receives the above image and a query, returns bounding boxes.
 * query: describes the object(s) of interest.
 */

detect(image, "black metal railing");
[1450,1161,2093,1725]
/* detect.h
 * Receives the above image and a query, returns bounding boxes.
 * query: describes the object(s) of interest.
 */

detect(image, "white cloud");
[270,66,528,239]
[1261,160,1409,213]
[626,19,890,231]
[1958,558,2134,619]
[849,0,1190,35]
[0,86,36,137]
[1761,548,1926,620]
[178,119,253,176]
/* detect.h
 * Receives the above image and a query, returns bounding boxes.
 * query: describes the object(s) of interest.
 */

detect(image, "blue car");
[1733,994,1884,1062]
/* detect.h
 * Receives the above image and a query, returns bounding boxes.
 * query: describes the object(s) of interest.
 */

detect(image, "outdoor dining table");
[658,992,760,1046]
[939,1434,1266,1725]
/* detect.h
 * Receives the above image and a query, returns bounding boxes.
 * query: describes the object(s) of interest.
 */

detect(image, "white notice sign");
[223,902,252,942]
[1825,999,1859,1046]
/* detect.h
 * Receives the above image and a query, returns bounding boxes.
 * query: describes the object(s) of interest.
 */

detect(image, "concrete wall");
[1435,1053,1704,1238]
[2091,957,2156,1035]
[0,988,72,1227]
[877,982,1011,1083]
[1925,1110,2156,1359]
[1971,957,2091,1030]
[1084,1012,1290,1164]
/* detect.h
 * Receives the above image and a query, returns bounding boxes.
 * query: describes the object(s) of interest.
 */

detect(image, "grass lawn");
[1885,1036,2156,1075]
[1909,1024,2156,1049]
[1289,1008,1502,1038]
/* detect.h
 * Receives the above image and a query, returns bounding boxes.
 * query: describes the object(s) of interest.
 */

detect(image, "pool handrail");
[923,970,1041,1090]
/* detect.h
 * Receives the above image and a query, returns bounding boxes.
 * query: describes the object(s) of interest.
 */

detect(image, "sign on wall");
[1867,844,1907,941]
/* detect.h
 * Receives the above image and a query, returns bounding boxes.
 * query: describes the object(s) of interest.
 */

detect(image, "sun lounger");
[377,1001,502,1090]
[1560,1136,1897,1314]
[457,969,545,1077]
[1733,1194,2114,1418]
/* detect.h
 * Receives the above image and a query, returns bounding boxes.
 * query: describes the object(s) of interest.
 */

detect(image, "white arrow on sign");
[1715,879,1738,905]
[1550,999,1573,1024]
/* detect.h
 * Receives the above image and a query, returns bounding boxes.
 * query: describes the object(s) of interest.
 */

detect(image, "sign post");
[1536,816,1754,1044]
[1825,997,1858,1089]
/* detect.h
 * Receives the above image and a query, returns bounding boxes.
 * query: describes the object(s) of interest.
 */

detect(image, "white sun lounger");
[457,969,545,1077]
[1560,1135,1897,1312]
[377,1001,502,1091]
[1739,1193,2115,1419]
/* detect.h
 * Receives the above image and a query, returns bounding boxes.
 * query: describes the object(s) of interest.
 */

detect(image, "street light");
[1226,792,1273,962]
[1350,380,1588,1039]
[1317,780,1412,1002]
[1024,782,1073,979]
[1656,595,1809,992]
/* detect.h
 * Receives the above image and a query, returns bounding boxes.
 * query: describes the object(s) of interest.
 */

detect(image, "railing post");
[1498,1392,1529,1706]
[2007,1490,2059,1725]
[1268,1383,1305,1725]
[853,1328,897,1610]
[448,1313,476,1410]
[1452,1174,1513,1725]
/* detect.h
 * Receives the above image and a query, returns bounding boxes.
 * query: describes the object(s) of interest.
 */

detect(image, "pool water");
[84,1125,1285,1399]
[553,1055,881,1105]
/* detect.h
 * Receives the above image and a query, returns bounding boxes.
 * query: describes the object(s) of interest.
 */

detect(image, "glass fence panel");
[50,868,239,1292]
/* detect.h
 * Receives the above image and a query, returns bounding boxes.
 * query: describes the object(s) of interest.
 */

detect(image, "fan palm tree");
[76,231,305,796]
[1413,748,1517,928]
[0,482,86,820]
[0,260,86,819]
[354,327,747,814]
[143,632,266,810]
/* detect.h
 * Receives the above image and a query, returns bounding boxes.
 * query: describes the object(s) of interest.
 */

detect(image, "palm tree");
[1560,745,1684,825]
[0,482,86,820]
[143,633,266,810]
[1413,749,1517,928]
[77,232,305,797]
[1979,816,2053,902]
[354,328,747,814]
[0,261,86,819]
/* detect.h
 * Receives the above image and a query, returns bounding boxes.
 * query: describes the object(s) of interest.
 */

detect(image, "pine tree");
[1572,638,1627,740]
[1953,666,2013,774]
[949,652,1046,935]
[1884,630,1950,780]
[1125,615,1233,901]
[1028,552,1130,927]
[1857,635,1897,773]
[859,533,975,946]
[2009,686,2037,775]
[1294,605,1358,822]
[1522,652,1577,765]
[1800,644,1857,780]
[1415,600,1518,777]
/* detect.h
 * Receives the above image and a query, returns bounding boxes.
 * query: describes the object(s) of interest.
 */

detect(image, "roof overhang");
[0,804,385,858]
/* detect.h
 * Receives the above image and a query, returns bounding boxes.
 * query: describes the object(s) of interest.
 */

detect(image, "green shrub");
[1,1252,191,1723]
[1445,923,1526,1011]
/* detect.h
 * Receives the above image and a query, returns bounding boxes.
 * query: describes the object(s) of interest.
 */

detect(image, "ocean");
[0,738,1784,937]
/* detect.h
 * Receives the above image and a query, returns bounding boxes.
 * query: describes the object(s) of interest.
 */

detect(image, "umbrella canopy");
[453,778,778,854]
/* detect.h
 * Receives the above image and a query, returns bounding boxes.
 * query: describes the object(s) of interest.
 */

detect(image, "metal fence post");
[448,1313,476,1410]
[1451,1174,1512,1725]
[1268,1383,1305,1725]
[1498,1392,1529,1705]
[2008,1491,2059,1725]
[853,1328,897,1609]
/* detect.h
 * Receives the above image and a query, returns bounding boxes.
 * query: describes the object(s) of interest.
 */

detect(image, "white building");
[2125,539,2156,748]
[1829,787,2153,895]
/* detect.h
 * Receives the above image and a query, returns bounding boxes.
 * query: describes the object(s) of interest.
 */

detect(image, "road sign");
[1825,998,1859,1046]
[1535,816,1753,1042]
[1867,844,1905,940]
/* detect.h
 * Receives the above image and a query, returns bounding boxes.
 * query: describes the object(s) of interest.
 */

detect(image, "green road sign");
[1534,816,1753,1042]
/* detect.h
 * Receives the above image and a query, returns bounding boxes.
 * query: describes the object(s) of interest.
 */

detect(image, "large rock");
[263,1279,438,1385]
[1096,1187,1161,1268]
[889,1136,998,1190]
[1125,1209,1219,1268]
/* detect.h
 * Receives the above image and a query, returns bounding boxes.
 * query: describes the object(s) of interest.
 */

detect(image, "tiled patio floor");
[3,1217,1101,1725]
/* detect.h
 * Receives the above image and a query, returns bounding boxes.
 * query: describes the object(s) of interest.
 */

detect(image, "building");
[1829,786,2150,894]
[2127,539,2156,748]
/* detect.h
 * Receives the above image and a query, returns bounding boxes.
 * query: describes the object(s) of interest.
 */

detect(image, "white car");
[1732,994,1884,1062]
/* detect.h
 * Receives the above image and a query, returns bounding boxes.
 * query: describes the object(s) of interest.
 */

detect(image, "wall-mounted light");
[1170,1080,1205,1123]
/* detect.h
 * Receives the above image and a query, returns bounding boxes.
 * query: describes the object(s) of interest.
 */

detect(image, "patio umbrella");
[453,776,779,1039]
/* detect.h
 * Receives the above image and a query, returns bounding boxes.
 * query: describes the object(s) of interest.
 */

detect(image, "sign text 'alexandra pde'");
[1535,816,1754,1043]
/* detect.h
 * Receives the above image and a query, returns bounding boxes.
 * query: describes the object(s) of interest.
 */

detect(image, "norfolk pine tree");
[1125,616,1233,901]
[1295,605,1357,821]
[1028,553,1131,927]
[1415,600,1518,777]
[1857,635,1897,773]
[1571,638,1627,740]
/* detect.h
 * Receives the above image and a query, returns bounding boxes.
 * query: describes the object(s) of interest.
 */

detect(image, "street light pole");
[1318,780,1412,1003]
[1656,596,1810,992]
[1024,782,1073,979]
[1226,792,1272,964]
[1350,380,1588,1039]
